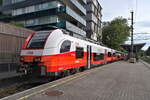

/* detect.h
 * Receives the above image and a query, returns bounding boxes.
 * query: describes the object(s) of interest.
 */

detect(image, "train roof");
[35,29,119,53]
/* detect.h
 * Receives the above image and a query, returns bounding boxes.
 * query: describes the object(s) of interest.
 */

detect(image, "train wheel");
[69,69,76,75]
[61,70,70,77]
[49,75,58,81]
[76,67,80,73]
[79,67,85,72]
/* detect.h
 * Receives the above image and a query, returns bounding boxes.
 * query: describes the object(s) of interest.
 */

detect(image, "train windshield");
[27,31,51,49]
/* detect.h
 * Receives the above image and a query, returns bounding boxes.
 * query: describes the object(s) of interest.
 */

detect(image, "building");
[0,0,87,38]
[0,23,33,73]
[85,0,102,41]
[121,43,146,59]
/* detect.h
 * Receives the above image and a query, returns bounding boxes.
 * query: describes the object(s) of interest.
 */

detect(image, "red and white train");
[18,28,126,78]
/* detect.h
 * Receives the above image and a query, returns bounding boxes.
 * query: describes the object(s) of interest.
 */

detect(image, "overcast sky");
[100,0,150,50]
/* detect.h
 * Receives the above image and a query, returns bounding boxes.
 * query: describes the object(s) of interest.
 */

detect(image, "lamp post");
[130,11,134,58]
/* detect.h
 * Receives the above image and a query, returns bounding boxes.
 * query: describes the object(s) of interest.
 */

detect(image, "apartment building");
[0,0,102,41]
[0,0,87,37]
[85,0,102,41]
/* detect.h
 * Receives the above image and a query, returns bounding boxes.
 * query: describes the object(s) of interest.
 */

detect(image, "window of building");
[60,40,71,53]
[26,19,35,26]
[16,8,23,15]
[12,1,64,16]
[39,17,48,25]
[76,47,84,59]
[12,0,26,4]
[66,6,86,26]
[26,6,35,13]
[42,3,49,10]
[12,10,16,16]
[24,15,59,26]
[93,53,104,61]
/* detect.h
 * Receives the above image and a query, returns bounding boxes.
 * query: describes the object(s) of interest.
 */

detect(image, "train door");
[87,45,92,69]
[104,49,107,63]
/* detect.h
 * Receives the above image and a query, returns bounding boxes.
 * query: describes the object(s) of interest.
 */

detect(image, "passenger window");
[76,47,84,59]
[60,40,71,53]
[93,53,104,61]
[113,53,116,56]
[108,52,112,57]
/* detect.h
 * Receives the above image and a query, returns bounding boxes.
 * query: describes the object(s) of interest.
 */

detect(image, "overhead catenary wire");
[127,0,138,28]
[134,0,138,22]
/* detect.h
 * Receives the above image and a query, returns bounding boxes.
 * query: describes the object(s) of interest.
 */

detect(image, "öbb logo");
[27,51,33,54]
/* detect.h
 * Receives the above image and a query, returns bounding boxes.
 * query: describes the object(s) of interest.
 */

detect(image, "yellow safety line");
[16,66,105,100]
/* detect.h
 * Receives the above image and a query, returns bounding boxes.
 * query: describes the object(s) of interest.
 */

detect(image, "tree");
[146,47,150,56]
[102,17,130,51]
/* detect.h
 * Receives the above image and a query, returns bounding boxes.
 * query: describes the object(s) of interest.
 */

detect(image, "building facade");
[85,0,102,41]
[0,0,87,37]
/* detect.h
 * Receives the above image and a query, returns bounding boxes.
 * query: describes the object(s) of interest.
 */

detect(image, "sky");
[100,0,150,50]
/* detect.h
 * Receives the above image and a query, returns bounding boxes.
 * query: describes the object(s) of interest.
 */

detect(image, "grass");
[141,56,150,64]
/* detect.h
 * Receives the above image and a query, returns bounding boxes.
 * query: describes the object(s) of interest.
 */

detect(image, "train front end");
[18,31,52,77]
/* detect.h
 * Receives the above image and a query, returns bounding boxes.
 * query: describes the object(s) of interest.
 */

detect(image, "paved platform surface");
[2,61,150,100]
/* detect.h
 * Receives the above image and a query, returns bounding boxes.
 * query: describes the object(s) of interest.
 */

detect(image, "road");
[2,61,150,100]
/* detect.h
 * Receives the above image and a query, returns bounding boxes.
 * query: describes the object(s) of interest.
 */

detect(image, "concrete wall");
[0,23,34,72]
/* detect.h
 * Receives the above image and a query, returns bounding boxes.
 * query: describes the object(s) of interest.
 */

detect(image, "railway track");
[0,76,46,99]
[0,72,72,99]
[0,68,81,99]
[0,62,113,99]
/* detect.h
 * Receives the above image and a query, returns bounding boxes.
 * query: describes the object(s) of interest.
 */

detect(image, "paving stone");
[3,61,150,100]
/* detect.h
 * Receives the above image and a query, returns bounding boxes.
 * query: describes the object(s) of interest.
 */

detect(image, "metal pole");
[131,11,134,58]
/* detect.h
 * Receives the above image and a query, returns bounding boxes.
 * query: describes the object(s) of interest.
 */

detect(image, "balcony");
[66,21,86,36]
[80,0,87,4]
[12,0,26,4]
[86,13,98,24]
[12,1,64,16]
[24,20,86,36]
[69,0,86,15]
[66,6,86,26]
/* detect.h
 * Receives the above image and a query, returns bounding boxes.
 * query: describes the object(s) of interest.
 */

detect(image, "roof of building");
[121,43,146,53]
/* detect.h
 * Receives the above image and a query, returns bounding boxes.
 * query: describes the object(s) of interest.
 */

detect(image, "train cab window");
[60,40,71,53]
[94,53,104,61]
[76,47,84,59]
[27,31,51,49]
[100,53,104,60]
[108,52,112,57]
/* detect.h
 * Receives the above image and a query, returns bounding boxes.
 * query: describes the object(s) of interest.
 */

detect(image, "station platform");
[2,61,150,100]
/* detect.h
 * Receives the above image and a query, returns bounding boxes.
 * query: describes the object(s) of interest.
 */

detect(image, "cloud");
[136,21,150,27]
[125,33,150,50]
[101,0,150,50]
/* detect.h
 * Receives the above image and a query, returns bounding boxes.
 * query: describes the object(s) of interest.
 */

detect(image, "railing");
[66,6,86,26]
[66,21,86,36]
[69,0,86,15]
[81,0,87,4]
